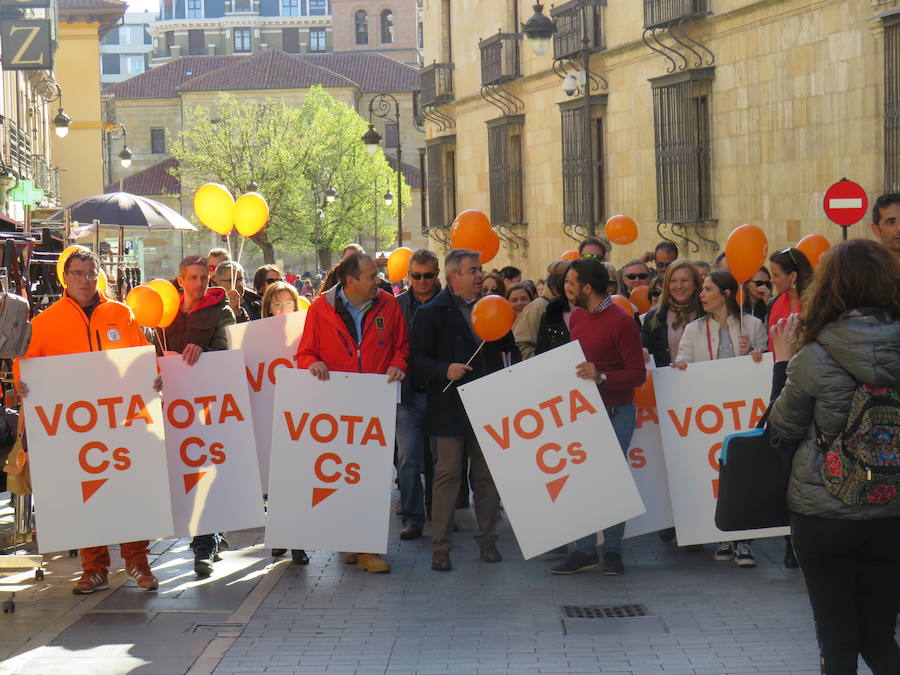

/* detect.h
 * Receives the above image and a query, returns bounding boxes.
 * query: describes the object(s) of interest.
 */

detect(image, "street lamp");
[33,79,73,138]
[363,93,404,246]
[53,109,72,138]
[383,190,393,206]
[521,3,555,56]
[324,187,337,203]
[104,122,132,184]
[118,145,133,169]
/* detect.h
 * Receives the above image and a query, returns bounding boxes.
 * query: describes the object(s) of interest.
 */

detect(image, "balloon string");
[442,340,486,393]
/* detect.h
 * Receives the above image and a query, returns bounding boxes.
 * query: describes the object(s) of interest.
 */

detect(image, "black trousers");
[790,513,900,675]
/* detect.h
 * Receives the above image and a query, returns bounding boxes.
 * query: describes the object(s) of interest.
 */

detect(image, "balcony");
[551,0,605,61]
[31,157,60,205]
[479,33,521,87]
[420,63,454,108]
[643,0,708,30]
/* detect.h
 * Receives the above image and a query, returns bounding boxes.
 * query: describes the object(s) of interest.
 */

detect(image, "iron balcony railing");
[479,33,521,87]
[420,63,454,108]
[644,0,708,30]
[551,0,605,61]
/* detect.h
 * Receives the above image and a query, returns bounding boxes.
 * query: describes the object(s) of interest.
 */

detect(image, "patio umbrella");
[47,192,196,231]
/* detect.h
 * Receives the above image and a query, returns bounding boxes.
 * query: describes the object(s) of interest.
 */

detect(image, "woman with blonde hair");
[641,259,703,368]
[261,281,301,318]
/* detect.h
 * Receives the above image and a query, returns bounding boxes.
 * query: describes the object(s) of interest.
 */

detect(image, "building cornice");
[147,15,331,35]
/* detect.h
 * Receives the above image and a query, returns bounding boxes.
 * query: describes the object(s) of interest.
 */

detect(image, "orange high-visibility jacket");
[14,292,149,383]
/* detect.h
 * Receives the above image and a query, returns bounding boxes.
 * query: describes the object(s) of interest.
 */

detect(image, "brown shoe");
[343,552,357,564]
[73,569,109,595]
[399,524,422,541]
[356,553,391,573]
[125,561,159,591]
[431,551,452,571]
[479,541,502,563]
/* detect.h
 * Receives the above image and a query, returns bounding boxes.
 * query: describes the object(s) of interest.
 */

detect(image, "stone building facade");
[421,0,896,277]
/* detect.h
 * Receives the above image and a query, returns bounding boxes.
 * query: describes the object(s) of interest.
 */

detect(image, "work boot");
[125,560,159,591]
[343,552,357,564]
[73,570,109,595]
[356,553,390,573]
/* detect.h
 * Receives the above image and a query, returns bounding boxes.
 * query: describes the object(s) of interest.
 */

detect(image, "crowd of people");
[8,192,899,674]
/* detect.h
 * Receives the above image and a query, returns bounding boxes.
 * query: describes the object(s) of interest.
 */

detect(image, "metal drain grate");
[562,604,649,619]
[190,622,246,637]
[560,604,668,636]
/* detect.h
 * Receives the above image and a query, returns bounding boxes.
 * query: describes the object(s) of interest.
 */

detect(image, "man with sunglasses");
[577,236,609,261]
[642,241,679,272]
[620,260,652,294]
[395,249,441,541]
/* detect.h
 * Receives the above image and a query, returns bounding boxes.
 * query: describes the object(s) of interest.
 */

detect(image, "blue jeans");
[574,403,637,557]
[396,392,427,528]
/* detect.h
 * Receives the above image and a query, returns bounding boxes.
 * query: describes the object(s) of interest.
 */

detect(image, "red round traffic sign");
[823,179,868,227]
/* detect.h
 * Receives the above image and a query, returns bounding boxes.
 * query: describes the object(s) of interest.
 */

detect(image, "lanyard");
[705,318,714,361]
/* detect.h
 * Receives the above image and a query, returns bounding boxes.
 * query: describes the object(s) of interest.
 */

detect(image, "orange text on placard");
[34,395,154,436]
[283,412,386,446]
[482,388,598,451]
[246,356,299,393]
[665,398,767,438]
[166,394,245,428]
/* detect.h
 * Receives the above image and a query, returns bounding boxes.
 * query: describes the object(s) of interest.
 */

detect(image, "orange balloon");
[471,295,515,342]
[611,294,637,314]
[725,224,768,283]
[125,284,164,328]
[479,229,501,264]
[450,210,491,250]
[796,234,830,269]
[387,247,413,283]
[605,215,638,246]
[147,278,181,329]
[633,371,656,411]
[630,286,652,313]
[560,250,579,261]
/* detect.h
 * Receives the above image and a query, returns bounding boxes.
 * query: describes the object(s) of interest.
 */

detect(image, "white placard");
[20,346,174,553]
[159,351,265,537]
[624,389,674,539]
[653,354,790,545]
[458,341,645,559]
[265,371,397,553]
[226,311,306,492]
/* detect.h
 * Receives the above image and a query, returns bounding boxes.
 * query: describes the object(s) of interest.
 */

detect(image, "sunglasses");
[750,280,771,287]
[625,273,650,280]
[581,253,604,260]
[655,260,670,269]
[780,247,798,267]
[410,272,437,280]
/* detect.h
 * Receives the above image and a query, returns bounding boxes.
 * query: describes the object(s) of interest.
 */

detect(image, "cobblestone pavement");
[0,500,892,675]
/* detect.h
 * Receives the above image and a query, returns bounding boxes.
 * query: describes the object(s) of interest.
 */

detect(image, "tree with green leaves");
[169,87,409,266]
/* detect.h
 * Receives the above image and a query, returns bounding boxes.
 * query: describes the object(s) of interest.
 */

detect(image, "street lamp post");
[523,2,598,237]
[104,122,133,188]
[371,173,394,256]
[362,93,403,247]
[34,78,73,139]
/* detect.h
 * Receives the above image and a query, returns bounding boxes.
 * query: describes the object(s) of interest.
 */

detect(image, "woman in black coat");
[640,259,703,367]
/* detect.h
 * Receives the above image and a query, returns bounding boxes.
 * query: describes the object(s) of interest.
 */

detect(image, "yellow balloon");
[57,245,90,286]
[97,269,108,294]
[234,192,269,237]
[193,183,235,235]
[147,278,181,329]
[297,296,311,310]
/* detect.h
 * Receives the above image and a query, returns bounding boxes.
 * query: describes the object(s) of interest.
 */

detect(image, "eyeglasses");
[581,253,604,260]
[751,279,772,288]
[780,247,798,267]
[270,301,295,311]
[625,273,650,280]
[264,277,281,285]
[66,270,99,280]
[410,272,437,280]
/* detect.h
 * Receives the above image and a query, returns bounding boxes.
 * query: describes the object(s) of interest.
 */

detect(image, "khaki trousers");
[431,431,500,553]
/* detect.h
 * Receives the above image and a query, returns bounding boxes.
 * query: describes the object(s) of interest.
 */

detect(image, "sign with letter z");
[1,20,53,71]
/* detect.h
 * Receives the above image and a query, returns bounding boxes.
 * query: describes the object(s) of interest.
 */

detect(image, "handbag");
[714,405,796,531]
[3,414,31,496]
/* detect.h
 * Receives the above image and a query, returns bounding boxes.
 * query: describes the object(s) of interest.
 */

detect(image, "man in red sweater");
[551,258,646,576]
[295,252,408,573]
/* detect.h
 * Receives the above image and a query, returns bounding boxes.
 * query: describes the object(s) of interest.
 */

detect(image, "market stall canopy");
[47,193,197,231]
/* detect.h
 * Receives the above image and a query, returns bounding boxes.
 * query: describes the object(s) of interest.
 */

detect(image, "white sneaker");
[734,542,756,567]
[714,542,734,561]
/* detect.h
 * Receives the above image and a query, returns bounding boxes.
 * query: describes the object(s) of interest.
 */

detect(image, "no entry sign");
[823,179,868,227]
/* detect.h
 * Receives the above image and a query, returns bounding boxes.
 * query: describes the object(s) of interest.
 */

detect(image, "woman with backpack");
[768,239,900,674]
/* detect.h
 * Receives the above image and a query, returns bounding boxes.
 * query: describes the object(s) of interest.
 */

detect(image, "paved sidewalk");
[0,501,892,674]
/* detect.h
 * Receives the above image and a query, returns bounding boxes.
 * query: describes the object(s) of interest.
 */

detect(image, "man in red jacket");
[550,258,646,577]
[296,252,408,573]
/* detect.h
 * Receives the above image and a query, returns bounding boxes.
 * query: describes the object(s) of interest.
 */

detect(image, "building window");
[488,117,525,226]
[127,56,145,74]
[234,27,251,52]
[384,122,399,148]
[308,0,327,15]
[417,21,423,50]
[381,9,394,44]
[101,53,120,75]
[189,29,206,54]
[560,102,605,228]
[143,27,152,45]
[309,28,326,52]
[355,10,368,45]
[426,136,457,229]
[651,72,713,224]
[885,20,900,192]
[101,28,119,45]
[151,128,166,154]
[282,0,298,16]
[187,0,202,18]
[233,0,252,11]
[282,27,300,53]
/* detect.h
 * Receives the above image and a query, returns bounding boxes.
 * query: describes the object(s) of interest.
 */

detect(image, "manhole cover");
[560,604,668,636]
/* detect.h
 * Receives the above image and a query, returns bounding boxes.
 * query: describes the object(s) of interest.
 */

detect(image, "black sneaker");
[291,549,309,565]
[550,550,598,575]
[734,541,756,568]
[714,542,734,561]
[601,551,625,576]
[271,548,287,557]
[658,527,676,543]
[194,550,214,577]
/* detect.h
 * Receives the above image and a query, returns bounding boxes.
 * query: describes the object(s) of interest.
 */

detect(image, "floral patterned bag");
[819,384,900,505]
